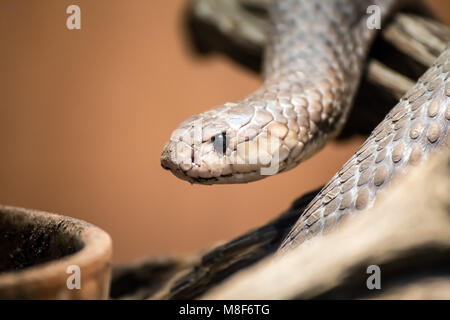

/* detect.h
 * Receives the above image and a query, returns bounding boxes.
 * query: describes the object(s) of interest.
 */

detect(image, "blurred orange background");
[0,0,449,263]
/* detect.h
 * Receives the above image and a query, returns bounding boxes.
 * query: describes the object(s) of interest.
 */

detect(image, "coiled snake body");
[161,0,449,250]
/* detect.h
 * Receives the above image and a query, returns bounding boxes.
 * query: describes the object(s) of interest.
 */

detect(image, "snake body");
[162,0,449,249]
[281,46,450,249]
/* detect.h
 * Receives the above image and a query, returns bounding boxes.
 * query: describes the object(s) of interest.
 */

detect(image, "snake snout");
[160,141,198,183]
[161,141,192,172]
[160,143,174,171]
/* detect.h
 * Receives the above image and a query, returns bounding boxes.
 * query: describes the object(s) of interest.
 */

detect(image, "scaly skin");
[281,47,450,250]
[161,0,396,184]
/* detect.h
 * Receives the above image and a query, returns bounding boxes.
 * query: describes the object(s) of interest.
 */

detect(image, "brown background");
[0,0,449,263]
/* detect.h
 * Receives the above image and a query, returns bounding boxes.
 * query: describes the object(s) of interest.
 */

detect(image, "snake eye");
[212,133,229,156]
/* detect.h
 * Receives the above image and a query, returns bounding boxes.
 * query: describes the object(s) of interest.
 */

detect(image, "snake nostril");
[212,133,229,156]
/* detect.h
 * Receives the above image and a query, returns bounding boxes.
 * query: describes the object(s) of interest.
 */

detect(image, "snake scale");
[161,0,449,250]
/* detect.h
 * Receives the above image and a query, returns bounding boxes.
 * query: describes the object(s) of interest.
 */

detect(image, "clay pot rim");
[0,205,112,294]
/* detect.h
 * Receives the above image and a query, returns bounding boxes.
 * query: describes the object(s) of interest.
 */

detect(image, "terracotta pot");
[0,205,112,299]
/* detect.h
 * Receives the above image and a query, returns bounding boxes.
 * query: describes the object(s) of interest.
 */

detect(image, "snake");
[161,0,450,250]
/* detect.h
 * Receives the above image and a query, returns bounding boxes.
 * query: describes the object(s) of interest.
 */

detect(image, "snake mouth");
[160,160,220,184]
[161,147,268,184]
[161,153,285,185]
[164,167,267,185]
[161,157,254,185]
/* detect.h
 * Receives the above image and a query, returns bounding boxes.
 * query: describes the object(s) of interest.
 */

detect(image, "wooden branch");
[109,189,320,299]
[110,257,197,299]
[371,276,450,300]
[202,150,450,299]
[383,13,450,66]
[159,189,319,299]
[367,61,415,100]
[113,148,450,300]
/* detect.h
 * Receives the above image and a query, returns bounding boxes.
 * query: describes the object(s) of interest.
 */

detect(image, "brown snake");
[161,0,450,250]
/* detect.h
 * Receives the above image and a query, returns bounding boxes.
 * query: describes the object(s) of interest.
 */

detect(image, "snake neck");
[244,0,398,171]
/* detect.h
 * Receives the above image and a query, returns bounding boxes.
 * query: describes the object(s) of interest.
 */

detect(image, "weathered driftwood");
[110,189,320,299]
[110,257,197,299]
[111,150,450,300]
[202,150,450,299]
[157,189,319,299]
[383,13,450,67]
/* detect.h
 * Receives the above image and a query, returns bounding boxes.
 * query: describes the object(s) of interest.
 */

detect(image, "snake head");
[161,102,298,184]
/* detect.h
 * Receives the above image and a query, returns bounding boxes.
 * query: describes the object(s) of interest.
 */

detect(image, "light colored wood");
[202,150,450,299]
[383,13,450,66]
[367,61,416,99]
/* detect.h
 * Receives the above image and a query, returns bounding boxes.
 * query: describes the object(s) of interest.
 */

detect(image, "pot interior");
[0,210,83,273]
